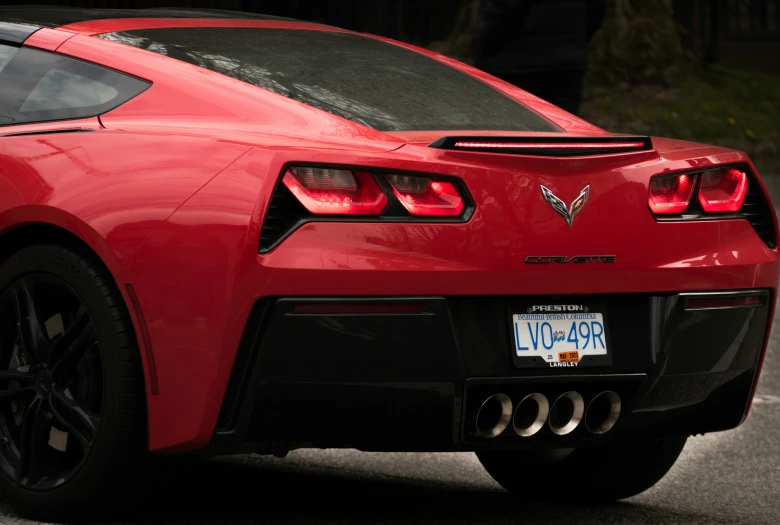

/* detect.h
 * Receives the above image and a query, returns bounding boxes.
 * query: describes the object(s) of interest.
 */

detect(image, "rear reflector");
[686,295,762,310]
[698,168,748,213]
[385,174,464,216]
[293,303,424,314]
[648,174,695,214]
[429,135,653,157]
[283,168,388,215]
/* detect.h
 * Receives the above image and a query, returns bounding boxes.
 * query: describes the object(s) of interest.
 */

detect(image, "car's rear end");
[13,14,776,509]
[92,25,776,456]
[208,134,777,455]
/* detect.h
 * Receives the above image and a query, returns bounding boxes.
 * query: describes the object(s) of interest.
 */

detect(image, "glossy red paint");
[0,21,777,453]
[21,27,78,51]
[0,130,251,413]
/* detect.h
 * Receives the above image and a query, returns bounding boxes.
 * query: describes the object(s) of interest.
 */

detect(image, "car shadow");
[122,455,716,525]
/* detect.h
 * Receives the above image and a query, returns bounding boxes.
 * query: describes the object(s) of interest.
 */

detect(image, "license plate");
[511,309,609,367]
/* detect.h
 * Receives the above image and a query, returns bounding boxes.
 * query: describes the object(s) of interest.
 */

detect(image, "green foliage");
[581,65,780,156]
[588,0,691,86]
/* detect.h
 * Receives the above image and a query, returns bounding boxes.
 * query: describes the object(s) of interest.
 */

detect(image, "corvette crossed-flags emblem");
[540,184,590,228]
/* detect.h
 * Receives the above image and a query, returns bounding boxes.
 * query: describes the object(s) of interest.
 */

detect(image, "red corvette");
[0,6,777,520]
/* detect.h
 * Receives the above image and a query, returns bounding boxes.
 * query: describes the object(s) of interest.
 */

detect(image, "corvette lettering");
[525,255,616,264]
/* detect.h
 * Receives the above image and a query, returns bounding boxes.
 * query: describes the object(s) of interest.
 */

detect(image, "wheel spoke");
[51,341,97,381]
[0,368,35,382]
[0,368,35,399]
[15,397,52,486]
[49,307,93,373]
[12,280,50,366]
[50,385,98,450]
[0,384,34,400]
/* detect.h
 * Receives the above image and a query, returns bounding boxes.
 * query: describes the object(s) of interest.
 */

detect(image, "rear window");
[95,28,560,133]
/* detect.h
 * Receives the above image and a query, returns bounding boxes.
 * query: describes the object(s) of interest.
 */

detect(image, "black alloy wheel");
[0,243,150,522]
[0,274,102,491]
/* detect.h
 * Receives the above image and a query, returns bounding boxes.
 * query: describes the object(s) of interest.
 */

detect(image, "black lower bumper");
[208,291,770,454]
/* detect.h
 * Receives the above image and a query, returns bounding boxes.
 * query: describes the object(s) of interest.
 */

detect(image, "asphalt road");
[2,173,780,525]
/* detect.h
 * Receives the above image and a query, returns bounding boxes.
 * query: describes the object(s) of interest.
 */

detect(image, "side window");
[20,68,119,112]
[0,44,16,74]
[0,44,149,126]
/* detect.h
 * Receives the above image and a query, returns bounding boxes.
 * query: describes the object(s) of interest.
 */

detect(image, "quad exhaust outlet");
[475,393,512,438]
[512,393,549,437]
[584,391,622,434]
[474,390,622,439]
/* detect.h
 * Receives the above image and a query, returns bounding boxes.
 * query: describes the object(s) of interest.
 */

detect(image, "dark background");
[6,0,780,161]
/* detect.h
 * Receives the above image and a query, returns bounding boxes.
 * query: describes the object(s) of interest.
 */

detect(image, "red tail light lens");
[453,141,647,149]
[698,168,748,213]
[385,174,464,216]
[283,168,388,215]
[648,174,695,215]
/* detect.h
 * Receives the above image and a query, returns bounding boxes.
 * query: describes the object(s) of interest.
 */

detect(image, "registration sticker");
[559,351,580,363]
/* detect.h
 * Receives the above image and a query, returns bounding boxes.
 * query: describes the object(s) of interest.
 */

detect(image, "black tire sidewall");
[477,430,687,502]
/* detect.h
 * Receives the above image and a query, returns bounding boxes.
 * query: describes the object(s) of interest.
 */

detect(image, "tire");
[0,243,150,522]
[477,431,687,502]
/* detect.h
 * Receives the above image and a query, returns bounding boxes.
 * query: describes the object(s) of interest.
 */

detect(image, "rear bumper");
[207,290,772,454]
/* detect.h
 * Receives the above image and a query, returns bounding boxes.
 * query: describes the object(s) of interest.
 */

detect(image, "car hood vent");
[428,135,653,157]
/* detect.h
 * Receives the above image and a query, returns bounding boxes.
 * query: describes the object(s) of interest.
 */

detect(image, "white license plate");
[512,312,608,364]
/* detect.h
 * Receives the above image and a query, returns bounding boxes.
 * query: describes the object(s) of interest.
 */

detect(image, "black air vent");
[742,178,776,248]
[216,299,270,431]
[259,184,309,253]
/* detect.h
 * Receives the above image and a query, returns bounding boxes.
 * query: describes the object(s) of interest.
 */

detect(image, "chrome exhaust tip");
[584,391,621,434]
[475,393,513,438]
[549,391,585,436]
[512,393,550,437]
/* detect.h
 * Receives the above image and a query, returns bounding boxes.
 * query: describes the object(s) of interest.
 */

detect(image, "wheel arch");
[0,217,157,431]
[0,206,125,274]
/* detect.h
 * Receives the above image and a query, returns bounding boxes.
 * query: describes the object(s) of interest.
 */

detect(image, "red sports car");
[0,7,777,521]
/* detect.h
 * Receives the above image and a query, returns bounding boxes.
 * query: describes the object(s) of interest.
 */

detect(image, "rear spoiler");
[428,135,653,157]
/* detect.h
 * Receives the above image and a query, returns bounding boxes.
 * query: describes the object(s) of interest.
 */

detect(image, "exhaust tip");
[476,393,512,438]
[585,391,621,434]
[549,391,585,436]
[513,393,550,437]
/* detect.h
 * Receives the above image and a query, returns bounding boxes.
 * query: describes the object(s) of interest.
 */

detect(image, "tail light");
[648,174,695,215]
[648,166,775,248]
[698,168,748,213]
[429,135,653,157]
[260,166,473,252]
[648,168,750,216]
[283,167,388,215]
[385,175,464,216]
